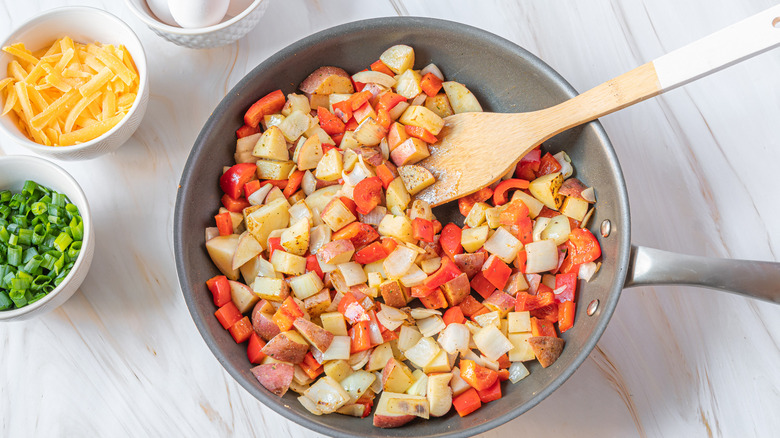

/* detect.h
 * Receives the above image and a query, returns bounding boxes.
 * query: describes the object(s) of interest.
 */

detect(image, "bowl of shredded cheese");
[0,6,149,160]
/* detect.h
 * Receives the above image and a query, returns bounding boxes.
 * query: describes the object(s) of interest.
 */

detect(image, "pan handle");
[624,245,780,304]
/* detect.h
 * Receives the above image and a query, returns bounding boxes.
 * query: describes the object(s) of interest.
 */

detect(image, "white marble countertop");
[2,0,780,437]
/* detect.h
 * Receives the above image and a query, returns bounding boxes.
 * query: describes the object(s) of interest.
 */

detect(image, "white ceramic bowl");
[125,0,269,49]
[0,7,149,161]
[0,155,95,322]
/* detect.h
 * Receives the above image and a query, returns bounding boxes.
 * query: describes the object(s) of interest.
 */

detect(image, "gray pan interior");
[174,17,631,438]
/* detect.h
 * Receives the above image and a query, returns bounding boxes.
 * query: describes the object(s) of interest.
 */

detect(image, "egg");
[168,0,230,29]
[146,0,178,27]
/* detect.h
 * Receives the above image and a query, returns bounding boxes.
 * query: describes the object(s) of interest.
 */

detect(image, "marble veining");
[2,0,779,437]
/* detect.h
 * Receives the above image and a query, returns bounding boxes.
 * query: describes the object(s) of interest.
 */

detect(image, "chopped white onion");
[473,325,514,361]
[309,224,332,255]
[298,395,323,415]
[480,355,500,371]
[417,315,446,338]
[553,151,573,178]
[349,350,371,370]
[473,311,501,328]
[524,239,559,273]
[398,325,423,351]
[338,261,368,287]
[508,361,530,383]
[483,226,522,263]
[400,263,427,287]
[358,205,387,226]
[379,137,390,160]
[248,183,273,206]
[405,337,441,369]
[579,261,601,282]
[581,186,596,203]
[367,317,384,346]
[437,323,470,354]
[304,377,350,414]
[352,70,396,88]
[420,63,444,80]
[532,217,551,242]
[388,101,410,120]
[288,201,313,226]
[525,273,541,295]
[302,170,317,196]
[410,308,441,319]
[410,93,426,106]
[383,245,417,278]
[461,349,489,368]
[321,335,351,361]
[377,306,407,331]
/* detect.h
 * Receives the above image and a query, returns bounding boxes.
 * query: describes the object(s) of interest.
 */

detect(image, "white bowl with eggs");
[0,7,149,161]
[125,0,270,49]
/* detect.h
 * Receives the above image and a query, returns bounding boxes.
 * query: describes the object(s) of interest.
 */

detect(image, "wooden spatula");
[416,5,780,206]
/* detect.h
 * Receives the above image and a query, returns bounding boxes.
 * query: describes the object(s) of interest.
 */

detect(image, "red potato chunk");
[293,317,335,352]
[453,252,487,279]
[528,336,565,368]
[299,66,355,95]
[261,331,310,364]
[441,272,471,307]
[317,239,355,265]
[251,363,294,397]
[252,301,280,341]
[559,177,588,199]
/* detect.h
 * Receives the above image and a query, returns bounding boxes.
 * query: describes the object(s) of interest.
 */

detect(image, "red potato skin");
[299,66,354,95]
[293,317,335,352]
[252,303,281,341]
[317,239,356,264]
[303,289,332,317]
[373,413,415,428]
[441,272,471,307]
[261,332,310,364]
[251,363,294,397]
[355,146,385,166]
[559,177,588,199]
[380,281,408,308]
[505,272,528,296]
[483,291,517,315]
[453,252,488,279]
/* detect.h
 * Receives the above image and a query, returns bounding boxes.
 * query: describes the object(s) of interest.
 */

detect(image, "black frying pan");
[173,17,780,438]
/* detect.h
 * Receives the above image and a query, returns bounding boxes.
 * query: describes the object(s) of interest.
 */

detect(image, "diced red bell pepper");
[554,272,577,302]
[515,291,556,312]
[537,152,562,176]
[482,256,512,290]
[244,89,285,128]
[267,237,284,258]
[243,179,262,198]
[370,59,394,76]
[497,354,511,370]
[497,369,510,381]
[220,163,257,199]
[375,162,396,189]
[236,124,261,139]
[530,316,558,337]
[457,187,493,217]
[420,72,443,97]
[349,91,373,111]
[530,303,559,322]
[283,170,305,198]
[380,237,398,255]
[332,99,353,123]
[558,300,576,333]
[470,272,496,300]
[377,92,407,112]
[350,320,372,353]
[513,249,528,273]
[215,301,243,329]
[515,148,541,180]
[404,125,438,144]
[247,332,267,364]
[440,223,464,259]
[228,316,254,343]
[492,179,530,206]
[460,359,498,391]
[332,222,380,248]
[300,351,324,380]
[419,288,448,309]
[338,292,359,316]
[343,300,370,325]
[423,257,463,290]
[317,107,346,135]
[459,295,487,318]
[412,218,435,242]
[353,177,384,215]
[273,296,304,332]
[206,275,232,307]
[339,196,359,218]
[376,108,392,130]
[354,242,390,264]
[567,228,601,264]
[306,254,324,280]
[410,284,436,298]
[453,388,482,417]
[221,194,250,213]
[476,379,502,403]
[215,211,233,236]
[443,306,466,325]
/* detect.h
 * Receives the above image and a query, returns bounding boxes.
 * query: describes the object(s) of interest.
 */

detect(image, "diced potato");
[231,231,264,271]
[244,198,290,249]
[398,165,435,196]
[426,373,453,417]
[280,219,310,256]
[320,312,348,336]
[399,105,445,136]
[282,93,311,116]
[507,311,531,333]
[409,199,434,221]
[354,117,386,146]
[508,332,536,362]
[235,132,261,163]
[256,160,296,180]
[424,94,454,119]
[406,370,428,397]
[386,177,411,213]
[324,359,352,382]
[382,357,415,393]
[270,250,307,275]
[315,148,343,181]
[380,45,415,74]
[561,196,589,222]
[528,172,564,210]
[342,148,359,172]
[378,215,414,243]
[262,113,285,130]
[339,131,360,150]
[390,137,429,167]
[442,81,483,114]
[387,122,409,151]
[294,135,324,170]
[305,185,342,215]
[277,110,311,143]
[394,70,423,99]
[303,289,331,317]
[252,276,289,302]
[320,198,357,232]
[464,201,490,228]
[540,214,571,245]
[366,342,395,372]
[253,125,289,161]
[299,66,354,95]
[510,191,544,218]
[461,225,489,253]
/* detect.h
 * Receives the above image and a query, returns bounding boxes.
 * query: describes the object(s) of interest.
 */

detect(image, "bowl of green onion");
[0,155,94,322]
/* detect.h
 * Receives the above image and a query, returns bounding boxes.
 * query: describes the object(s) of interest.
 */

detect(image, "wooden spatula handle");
[539,5,780,138]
